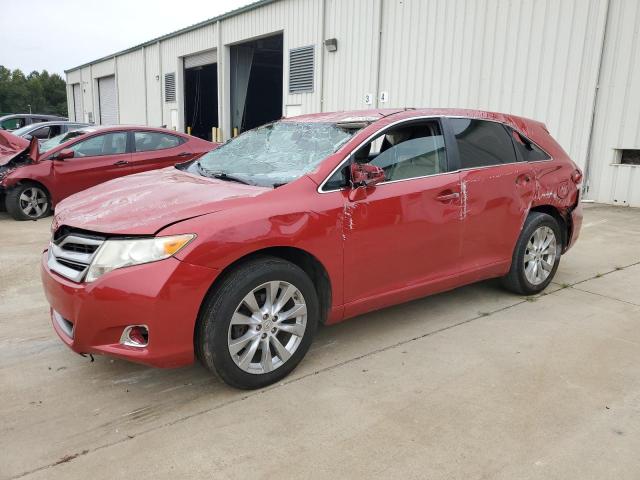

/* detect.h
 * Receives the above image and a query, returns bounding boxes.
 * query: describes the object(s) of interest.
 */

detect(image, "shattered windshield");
[41,130,87,153]
[188,121,357,187]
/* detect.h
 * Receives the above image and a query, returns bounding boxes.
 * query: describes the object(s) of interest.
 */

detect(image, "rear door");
[127,130,193,175]
[51,131,131,200]
[446,118,535,271]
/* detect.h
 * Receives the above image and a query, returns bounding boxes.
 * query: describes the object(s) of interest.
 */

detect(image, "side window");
[1,118,24,130]
[32,126,51,140]
[50,125,63,137]
[510,130,550,162]
[134,131,183,152]
[360,121,447,182]
[323,120,447,190]
[69,132,128,157]
[450,118,517,168]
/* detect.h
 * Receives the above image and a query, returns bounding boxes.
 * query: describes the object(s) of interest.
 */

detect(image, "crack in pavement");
[11,259,640,479]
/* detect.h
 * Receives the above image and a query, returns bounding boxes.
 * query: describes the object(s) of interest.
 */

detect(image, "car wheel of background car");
[502,212,562,295]
[5,183,51,221]
[196,256,319,389]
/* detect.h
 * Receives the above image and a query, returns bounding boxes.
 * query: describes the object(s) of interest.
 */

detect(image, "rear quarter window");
[510,130,551,162]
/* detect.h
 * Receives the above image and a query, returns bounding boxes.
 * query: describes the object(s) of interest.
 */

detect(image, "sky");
[0,0,257,76]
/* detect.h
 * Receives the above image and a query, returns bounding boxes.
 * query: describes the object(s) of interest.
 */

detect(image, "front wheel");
[502,212,562,295]
[196,256,319,389]
[5,183,51,220]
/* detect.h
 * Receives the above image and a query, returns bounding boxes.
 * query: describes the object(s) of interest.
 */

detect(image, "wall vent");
[289,46,314,93]
[164,73,176,103]
[620,149,640,165]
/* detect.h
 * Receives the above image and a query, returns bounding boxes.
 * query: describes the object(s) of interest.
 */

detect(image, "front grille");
[56,258,87,272]
[48,228,105,282]
[61,242,99,255]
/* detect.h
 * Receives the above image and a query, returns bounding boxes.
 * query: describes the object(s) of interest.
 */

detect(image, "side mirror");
[56,149,75,160]
[23,134,33,141]
[350,163,385,188]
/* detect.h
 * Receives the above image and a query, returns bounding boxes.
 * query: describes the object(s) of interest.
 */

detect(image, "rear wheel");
[502,212,562,295]
[196,256,319,389]
[5,183,51,221]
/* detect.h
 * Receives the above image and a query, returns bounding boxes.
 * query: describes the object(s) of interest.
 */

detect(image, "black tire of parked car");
[196,256,319,389]
[5,182,52,221]
[502,212,562,295]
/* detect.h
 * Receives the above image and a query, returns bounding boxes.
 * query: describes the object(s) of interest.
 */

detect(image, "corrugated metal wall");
[322,0,381,111]
[65,0,640,206]
[116,50,146,124]
[375,0,608,175]
[587,0,640,206]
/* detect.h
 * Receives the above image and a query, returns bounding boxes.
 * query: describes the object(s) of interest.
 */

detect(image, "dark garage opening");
[231,33,283,134]
[184,62,218,141]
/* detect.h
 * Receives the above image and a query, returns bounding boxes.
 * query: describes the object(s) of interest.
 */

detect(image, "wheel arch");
[529,204,569,249]
[197,246,332,327]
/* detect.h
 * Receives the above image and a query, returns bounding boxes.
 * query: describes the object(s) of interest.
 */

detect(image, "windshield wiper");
[196,161,253,185]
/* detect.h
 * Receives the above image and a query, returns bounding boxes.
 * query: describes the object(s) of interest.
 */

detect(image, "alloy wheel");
[524,226,557,285]
[228,281,307,375]
[18,187,48,218]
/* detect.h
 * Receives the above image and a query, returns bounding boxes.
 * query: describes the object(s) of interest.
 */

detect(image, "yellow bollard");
[211,127,216,142]
[233,127,238,138]
[187,126,192,136]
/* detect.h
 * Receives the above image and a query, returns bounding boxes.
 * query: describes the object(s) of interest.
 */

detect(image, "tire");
[502,212,562,295]
[196,256,319,389]
[5,182,51,221]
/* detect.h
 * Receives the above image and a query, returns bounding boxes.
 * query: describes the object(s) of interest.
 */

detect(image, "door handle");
[177,152,192,157]
[436,192,460,202]
[113,160,129,166]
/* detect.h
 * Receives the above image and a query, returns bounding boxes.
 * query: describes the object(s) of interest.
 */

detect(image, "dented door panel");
[459,163,535,272]
[342,172,463,306]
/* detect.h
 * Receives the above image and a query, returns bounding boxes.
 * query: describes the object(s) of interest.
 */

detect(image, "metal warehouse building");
[65,0,640,206]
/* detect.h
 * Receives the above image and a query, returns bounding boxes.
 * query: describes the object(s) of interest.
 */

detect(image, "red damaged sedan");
[41,109,582,389]
[0,126,214,220]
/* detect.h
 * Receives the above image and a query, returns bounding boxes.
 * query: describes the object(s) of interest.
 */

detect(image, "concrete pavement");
[1,203,639,479]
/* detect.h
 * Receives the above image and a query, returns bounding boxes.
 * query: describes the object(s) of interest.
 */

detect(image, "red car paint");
[0,126,214,208]
[41,109,582,368]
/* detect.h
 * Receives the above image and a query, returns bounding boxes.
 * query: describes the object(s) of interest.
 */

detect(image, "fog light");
[120,325,149,348]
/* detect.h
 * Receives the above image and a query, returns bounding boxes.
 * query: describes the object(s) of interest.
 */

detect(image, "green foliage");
[0,66,67,116]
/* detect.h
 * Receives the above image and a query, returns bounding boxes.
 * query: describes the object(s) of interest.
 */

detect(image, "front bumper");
[41,251,219,368]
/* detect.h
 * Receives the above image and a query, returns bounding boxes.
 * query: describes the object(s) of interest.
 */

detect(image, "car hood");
[0,130,30,166]
[53,167,271,235]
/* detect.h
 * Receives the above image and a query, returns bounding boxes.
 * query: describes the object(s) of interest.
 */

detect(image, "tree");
[0,66,67,116]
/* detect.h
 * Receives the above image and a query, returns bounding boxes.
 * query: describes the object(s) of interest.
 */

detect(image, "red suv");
[0,126,214,220]
[41,109,582,389]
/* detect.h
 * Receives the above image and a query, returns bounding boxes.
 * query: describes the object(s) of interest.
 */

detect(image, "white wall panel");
[321,0,380,112]
[377,0,608,173]
[144,43,162,127]
[587,0,640,206]
[116,50,146,124]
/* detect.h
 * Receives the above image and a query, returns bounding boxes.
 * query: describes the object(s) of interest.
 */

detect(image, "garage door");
[98,76,118,125]
[72,83,82,122]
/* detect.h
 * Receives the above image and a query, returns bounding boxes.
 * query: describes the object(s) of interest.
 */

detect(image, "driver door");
[51,131,132,201]
[340,119,463,317]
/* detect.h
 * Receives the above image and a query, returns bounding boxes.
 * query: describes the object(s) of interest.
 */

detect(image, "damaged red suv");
[41,109,582,389]
[0,126,213,220]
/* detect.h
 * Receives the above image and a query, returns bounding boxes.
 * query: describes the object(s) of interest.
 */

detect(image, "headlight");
[85,234,195,282]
